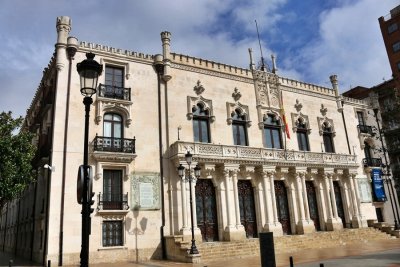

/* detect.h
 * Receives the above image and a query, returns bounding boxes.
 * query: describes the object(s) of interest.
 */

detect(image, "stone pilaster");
[323,170,343,231]
[295,169,315,234]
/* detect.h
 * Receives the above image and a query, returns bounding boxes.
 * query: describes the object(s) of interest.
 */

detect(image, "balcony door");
[238,180,258,238]
[195,179,219,241]
[275,181,291,235]
[103,113,122,151]
[103,170,123,210]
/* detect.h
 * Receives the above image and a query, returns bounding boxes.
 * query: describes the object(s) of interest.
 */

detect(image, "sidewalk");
[1,238,399,267]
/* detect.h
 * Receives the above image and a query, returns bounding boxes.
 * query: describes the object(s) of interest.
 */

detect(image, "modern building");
[0,16,397,266]
[379,5,400,83]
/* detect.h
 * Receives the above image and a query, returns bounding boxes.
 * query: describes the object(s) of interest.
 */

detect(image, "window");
[322,122,335,153]
[397,61,400,71]
[388,23,398,34]
[103,113,122,151]
[296,119,309,151]
[193,103,210,143]
[264,114,282,149]
[232,109,248,146]
[364,142,373,163]
[357,111,365,126]
[103,170,123,210]
[102,221,123,247]
[393,41,400,53]
[105,66,124,88]
[104,66,125,98]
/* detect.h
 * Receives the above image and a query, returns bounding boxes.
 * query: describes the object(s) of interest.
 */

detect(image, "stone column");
[222,165,245,241]
[180,177,188,233]
[296,170,315,234]
[324,171,343,231]
[232,170,242,228]
[302,175,311,222]
[349,172,366,228]
[260,168,283,236]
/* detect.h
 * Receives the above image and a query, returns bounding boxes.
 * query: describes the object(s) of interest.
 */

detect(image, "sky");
[0,0,398,117]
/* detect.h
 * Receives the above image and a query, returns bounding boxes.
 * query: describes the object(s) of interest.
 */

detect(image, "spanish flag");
[280,91,290,139]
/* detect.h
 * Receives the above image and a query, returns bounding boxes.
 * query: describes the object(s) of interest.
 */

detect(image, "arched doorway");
[238,180,258,238]
[333,181,346,227]
[195,179,218,241]
[275,181,292,235]
[306,181,321,231]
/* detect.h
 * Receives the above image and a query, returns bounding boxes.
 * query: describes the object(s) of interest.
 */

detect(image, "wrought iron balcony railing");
[97,192,129,210]
[98,83,131,101]
[169,141,358,168]
[93,135,136,153]
[357,124,374,135]
[362,158,382,167]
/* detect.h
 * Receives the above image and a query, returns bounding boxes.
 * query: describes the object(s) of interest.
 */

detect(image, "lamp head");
[77,52,103,97]
[185,151,192,165]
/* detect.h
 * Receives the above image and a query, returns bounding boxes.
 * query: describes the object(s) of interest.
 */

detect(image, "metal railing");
[357,124,374,135]
[97,192,129,210]
[98,84,131,101]
[362,158,382,167]
[93,135,136,153]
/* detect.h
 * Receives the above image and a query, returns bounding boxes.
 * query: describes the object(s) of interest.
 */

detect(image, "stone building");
[0,16,397,265]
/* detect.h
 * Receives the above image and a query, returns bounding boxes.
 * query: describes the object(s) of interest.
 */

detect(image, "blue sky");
[0,0,398,117]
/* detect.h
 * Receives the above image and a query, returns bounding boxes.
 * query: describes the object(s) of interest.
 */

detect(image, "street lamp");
[77,52,103,267]
[372,108,400,230]
[177,151,201,255]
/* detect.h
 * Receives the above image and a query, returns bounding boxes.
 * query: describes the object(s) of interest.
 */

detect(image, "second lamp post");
[178,151,201,255]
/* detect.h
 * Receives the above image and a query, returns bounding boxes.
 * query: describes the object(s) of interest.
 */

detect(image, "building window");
[357,111,365,125]
[232,109,248,146]
[388,23,398,34]
[264,114,282,149]
[393,41,400,53]
[193,103,210,143]
[364,141,373,163]
[103,113,123,150]
[296,119,309,151]
[102,221,123,247]
[103,170,123,210]
[397,61,400,71]
[105,66,124,88]
[322,122,335,153]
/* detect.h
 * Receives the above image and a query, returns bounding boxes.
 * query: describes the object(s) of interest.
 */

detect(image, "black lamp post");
[76,52,103,267]
[177,151,201,255]
[372,108,400,230]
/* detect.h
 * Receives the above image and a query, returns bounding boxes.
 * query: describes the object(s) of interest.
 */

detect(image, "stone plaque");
[131,172,160,210]
[358,177,372,203]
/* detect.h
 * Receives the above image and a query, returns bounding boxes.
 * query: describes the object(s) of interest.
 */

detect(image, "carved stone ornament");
[291,113,311,133]
[317,117,335,136]
[226,102,251,127]
[294,99,303,112]
[96,99,132,127]
[193,80,205,95]
[232,87,242,102]
[186,95,215,122]
[320,104,328,117]
[257,108,281,129]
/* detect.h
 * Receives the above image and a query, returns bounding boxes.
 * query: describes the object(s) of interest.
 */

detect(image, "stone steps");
[197,227,394,262]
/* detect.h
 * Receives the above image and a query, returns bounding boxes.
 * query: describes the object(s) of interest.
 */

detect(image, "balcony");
[93,135,136,153]
[362,158,382,168]
[97,192,129,211]
[169,141,358,169]
[98,83,131,101]
[357,124,374,135]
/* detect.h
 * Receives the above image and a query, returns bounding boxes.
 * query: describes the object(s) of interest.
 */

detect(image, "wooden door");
[306,181,321,231]
[275,181,292,235]
[238,180,258,238]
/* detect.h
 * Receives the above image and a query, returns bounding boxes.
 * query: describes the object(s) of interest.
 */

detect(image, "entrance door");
[195,179,218,241]
[333,181,346,227]
[274,181,291,235]
[306,181,321,231]
[238,180,258,238]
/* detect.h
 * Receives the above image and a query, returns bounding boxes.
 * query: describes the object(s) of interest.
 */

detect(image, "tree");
[0,111,36,211]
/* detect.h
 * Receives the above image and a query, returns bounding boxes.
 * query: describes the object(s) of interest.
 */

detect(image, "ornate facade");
[0,16,397,265]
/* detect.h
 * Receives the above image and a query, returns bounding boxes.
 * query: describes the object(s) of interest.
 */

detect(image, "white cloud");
[287,0,398,91]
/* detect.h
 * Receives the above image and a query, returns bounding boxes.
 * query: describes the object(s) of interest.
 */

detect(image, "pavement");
[0,238,399,267]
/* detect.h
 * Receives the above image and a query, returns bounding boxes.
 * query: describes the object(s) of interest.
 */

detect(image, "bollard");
[48,260,51,267]
[320,264,324,267]
[259,232,276,267]
[9,259,13,267]
[289,256,294,267]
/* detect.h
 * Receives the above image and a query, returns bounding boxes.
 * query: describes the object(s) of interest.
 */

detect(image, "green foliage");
[0,111,36,210]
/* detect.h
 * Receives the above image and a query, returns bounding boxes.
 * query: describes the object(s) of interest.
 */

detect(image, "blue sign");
[371,169,386,202]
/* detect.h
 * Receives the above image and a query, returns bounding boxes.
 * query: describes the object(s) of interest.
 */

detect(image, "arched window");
[264,114,282,149]
[193,103,210,143]
[232,109,248,146]
[296,119,310,151]
[322,122,335,153]
[103,113,123,151]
